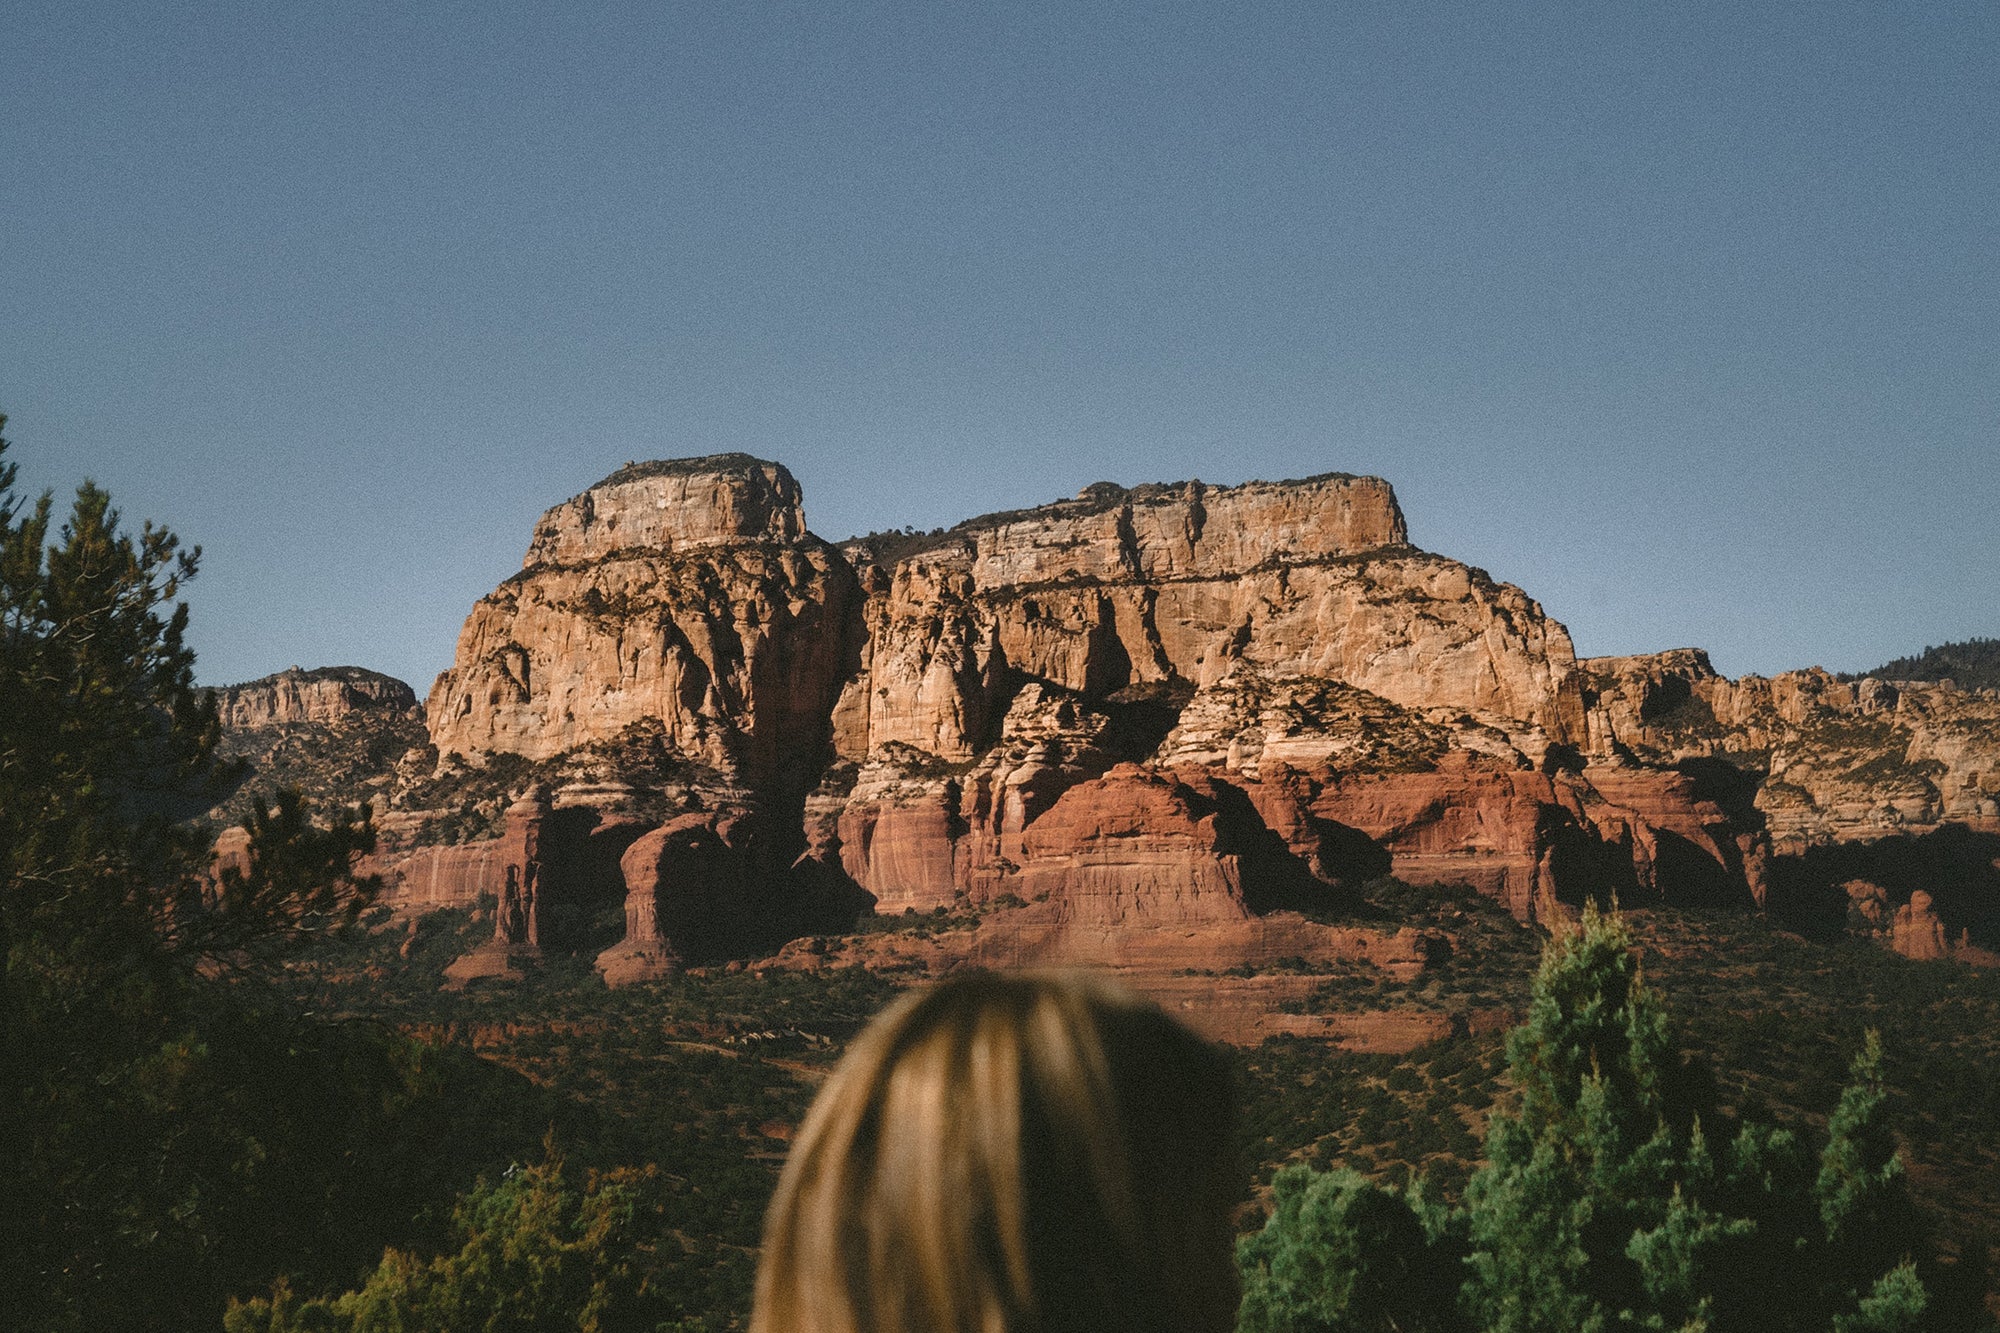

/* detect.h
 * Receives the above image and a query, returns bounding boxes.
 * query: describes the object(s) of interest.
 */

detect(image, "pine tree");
[1235,1164,1467,1333]
[1461,903,1714,1332]
[0,417,385,1329]
[1817,1032,1933,1332]
[204,787,381,963]
[1834,1264,1929,1333]
[1819,1033,1915,1259]
[1456,905,1947,1333]
[0,418,229,1329]
[224,1140,692,1333]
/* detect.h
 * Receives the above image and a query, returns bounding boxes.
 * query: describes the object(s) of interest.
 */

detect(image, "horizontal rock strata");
[831,474,1579,763]
[1580,650,2000,848]
[213,665,422,729]
[226,452,1990,989]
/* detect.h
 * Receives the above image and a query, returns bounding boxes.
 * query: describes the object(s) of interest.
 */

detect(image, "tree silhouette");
[0,416,392,1330]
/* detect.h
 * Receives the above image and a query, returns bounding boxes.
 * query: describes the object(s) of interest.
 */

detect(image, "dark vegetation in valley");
[208,885,1999,1330]
[1236,904,1993,1332]
[240,913,897,1329]
[1243,893,2000,1274]
[212,873,2000,1329]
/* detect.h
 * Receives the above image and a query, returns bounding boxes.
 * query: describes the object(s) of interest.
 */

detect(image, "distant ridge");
[210,665,421,729]
[1844,638,2000,691]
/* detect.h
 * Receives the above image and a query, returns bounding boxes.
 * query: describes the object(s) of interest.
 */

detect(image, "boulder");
[442,787,553,986]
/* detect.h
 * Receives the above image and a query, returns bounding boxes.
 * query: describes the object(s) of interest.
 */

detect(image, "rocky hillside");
[427,455,852,777]
[217,457,1999,1018]
[206,666,430,826]
[1580,649,2000,845]
[418,461,1996,993]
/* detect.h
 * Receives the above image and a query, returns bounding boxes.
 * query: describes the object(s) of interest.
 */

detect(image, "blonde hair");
[749,969,1239,1333]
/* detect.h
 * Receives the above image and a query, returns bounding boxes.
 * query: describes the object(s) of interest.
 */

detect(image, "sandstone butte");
[215,455,2000,1045]
[213,664,421,729]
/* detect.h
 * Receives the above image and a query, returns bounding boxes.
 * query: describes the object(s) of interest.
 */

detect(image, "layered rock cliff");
[213,665,422,729]
[354,454,1995,985]
[396,460,1762,987]
[206,666,430,827]
[829,474,1580,763]
[1579,649,2000,848]
[428,456,857,796]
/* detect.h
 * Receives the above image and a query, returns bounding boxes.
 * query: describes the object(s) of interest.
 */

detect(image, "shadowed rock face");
[426,458,859,802]
[391,455,1992,983]
[366,794,643,947]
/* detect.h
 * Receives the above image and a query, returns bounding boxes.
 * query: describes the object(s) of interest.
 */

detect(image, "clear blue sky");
[5,1,1994,692]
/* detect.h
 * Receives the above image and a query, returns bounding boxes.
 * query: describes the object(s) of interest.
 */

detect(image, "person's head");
[750,968,1240,1333]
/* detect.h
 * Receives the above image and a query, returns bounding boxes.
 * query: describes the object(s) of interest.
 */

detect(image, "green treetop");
[0,416,387,1330]
[1240,902,1961,1333]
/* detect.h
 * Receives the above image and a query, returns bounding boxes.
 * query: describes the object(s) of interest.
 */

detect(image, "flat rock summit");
[219,455,2000,1039]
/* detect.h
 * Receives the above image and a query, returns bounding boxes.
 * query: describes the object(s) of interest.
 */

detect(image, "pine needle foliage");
[224,1139,709,1333]
[1241,904,1970,1333]
[0,417,420,1330]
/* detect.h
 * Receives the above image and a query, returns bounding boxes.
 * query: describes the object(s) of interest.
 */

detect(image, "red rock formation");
[372,839,515,914]
[1233,752,1761,924]
[1843,879,1890,929]
[1580,765,1767,907]
[426,456,857,793]
[1012,764,1256,929]
[442,788,552,987]
[597,821,690,985]
[814,710,1766,934]
[826,682,1127,912]
[1154,667,1464,777]
[597,810,768,985]
[423,460,866,986]
[832,476,1582,764]
[892,765,1432,987]
[400,453,2000,988]
[834,781,961,911]
[1277,754,1573,920]
[366,789,642,947]
[208,825,253,896]
[526,455,806,565]
[1890,889,1949,961]
[763,909,1451,1048]
[369,806,521,916]
[1579,651,2000,850]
